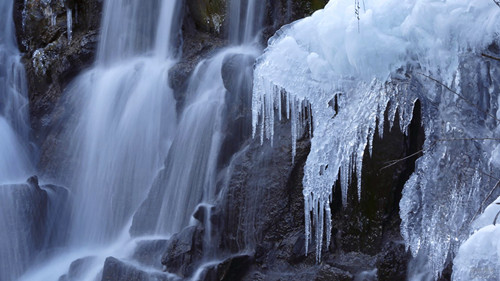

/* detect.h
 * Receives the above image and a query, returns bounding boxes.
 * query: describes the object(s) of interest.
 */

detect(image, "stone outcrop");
[14,0,102,146]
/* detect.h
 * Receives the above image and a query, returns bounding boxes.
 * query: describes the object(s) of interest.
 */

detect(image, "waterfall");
[60,0,180,247]
[19,0,181,279]
[0,0,36,280]
[0,0,32,183]
[18,0,267,279]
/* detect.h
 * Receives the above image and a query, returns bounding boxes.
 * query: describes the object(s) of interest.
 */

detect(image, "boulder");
[101,257,176,281]
[161,225,205,277]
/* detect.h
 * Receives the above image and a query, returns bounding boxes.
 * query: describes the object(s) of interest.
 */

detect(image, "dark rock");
[263,0,328,42]
[218,53,256,168]
[198,254,253,281]
[186,0,226,35]
[132,239,169,269]
[325,252,377,275]
[161,225,205,277]
[101,257,176,281]
[193,203,216,224]
[315,265,353,281]
[376,241,410,281]
[12,0,102,177]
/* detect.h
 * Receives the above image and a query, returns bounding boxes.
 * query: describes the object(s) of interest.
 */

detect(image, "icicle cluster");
[252,0,500,277]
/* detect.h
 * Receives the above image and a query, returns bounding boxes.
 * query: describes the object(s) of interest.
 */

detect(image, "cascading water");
[0,0,32,183]
[0,1,37,280]
[20,0,181,280]
[62,0,180,246]
[131,0,266,259]
[19,0,267,279]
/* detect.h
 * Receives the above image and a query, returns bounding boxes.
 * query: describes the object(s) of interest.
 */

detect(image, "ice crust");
[252,0,500,277]
[453,197,500,281]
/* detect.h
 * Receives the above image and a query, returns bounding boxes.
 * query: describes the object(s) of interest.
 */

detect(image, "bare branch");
[470,179,500,225]
[482,53,500,62]
[418,73,500,123]
[381,138,500,171]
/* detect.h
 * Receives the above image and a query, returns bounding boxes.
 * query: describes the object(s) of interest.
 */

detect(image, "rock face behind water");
[13,0,103,179]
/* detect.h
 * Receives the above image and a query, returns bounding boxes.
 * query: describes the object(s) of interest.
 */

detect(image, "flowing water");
[12,0,268,280]
[0,0,36,280]
[0,0,32,183]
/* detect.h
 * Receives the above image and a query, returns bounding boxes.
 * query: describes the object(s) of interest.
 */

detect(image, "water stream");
[12,0,268,280]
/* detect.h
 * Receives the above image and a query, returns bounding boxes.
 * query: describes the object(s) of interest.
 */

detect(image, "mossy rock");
[187,0,226,34]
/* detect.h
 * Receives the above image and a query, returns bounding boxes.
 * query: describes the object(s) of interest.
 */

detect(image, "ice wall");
[252,0,500,277]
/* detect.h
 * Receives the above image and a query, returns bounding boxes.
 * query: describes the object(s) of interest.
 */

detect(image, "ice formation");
[453,197,500,280]
[67,8,72,42]
[252,0,500,276]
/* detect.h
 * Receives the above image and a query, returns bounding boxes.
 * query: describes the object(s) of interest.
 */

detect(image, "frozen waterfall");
[252,0,500,279]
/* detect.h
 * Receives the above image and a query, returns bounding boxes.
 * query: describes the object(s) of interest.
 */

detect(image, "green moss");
[188,0,226,34]
[311,0,327,12]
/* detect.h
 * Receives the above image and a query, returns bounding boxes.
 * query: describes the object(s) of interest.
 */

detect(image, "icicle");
[66,8,72,42]
[291,97,297,162]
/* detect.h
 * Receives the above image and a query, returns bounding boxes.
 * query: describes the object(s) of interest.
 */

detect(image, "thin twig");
[493,0,500,8]
[380,138,500,171]
[482,53,500,62]
[381,149,423,170]
[478,170,500,182]
[418,73,500,123]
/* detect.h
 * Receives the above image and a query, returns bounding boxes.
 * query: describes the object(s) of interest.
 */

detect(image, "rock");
[186,0,226,35]
[376,241,410,281]
[325,252,377,275]
[263,0,328,41]
[12,0,102,178]
[161,225,205,277]
[132,239,169,269]
[218,53,256,167]
[101,257,176,281]
[58,256,97,281]
[315,265,353,281]
[198,254,253,281]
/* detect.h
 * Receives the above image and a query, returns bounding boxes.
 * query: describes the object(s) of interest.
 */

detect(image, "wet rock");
[193,203,216,224]
[376,241,410,281]
[186,0,226,35]
[218,53,256,167]
[198,254,253,281]
[58,256,97,281]
[101,257,176,281]
[315,265,353,281]
[325,252,377,276]
[13,0,102,177]
[132,239,169,269]
[161,225,205,277]
[263,0,328,41]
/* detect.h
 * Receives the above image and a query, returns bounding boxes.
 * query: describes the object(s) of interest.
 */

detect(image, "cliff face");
[14,1,419,280]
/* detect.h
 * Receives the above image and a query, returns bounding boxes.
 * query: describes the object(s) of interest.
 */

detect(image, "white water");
[19,0,267,279]
[21,0,181,279]
[253,0,500,279]
[0,0,35,279]
[0,0,32,183]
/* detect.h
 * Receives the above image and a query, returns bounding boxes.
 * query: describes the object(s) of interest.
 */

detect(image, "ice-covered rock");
[252,0,500,277]
[453,197,500,281]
